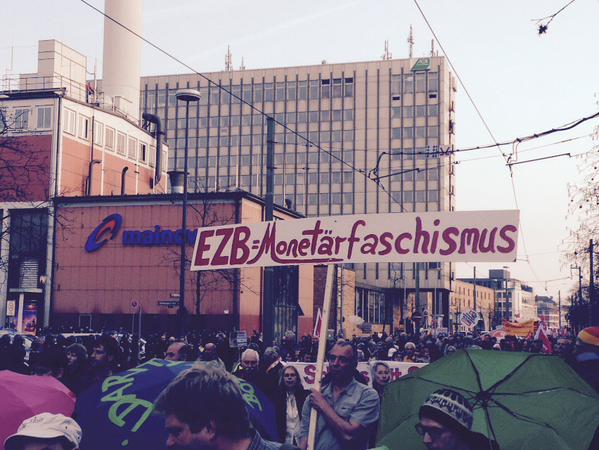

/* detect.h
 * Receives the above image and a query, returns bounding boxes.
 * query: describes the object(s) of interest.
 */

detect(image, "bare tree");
[160,181,257,322]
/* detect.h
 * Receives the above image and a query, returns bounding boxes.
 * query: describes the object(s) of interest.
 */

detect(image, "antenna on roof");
[225,45,233,71]
[431,39,438,57]
[382,40,392,60]
[407,25,414,58]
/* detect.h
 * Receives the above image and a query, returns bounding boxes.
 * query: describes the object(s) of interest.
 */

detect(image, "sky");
[2,0,598,301]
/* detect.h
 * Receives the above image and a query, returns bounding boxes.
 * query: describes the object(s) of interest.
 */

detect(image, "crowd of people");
[1,325,599,449]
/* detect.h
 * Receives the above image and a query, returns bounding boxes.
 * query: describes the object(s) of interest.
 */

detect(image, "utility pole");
[590,239,595,323]
[473,266,477,311]
[262,117,275,347]
[558,290,561,329]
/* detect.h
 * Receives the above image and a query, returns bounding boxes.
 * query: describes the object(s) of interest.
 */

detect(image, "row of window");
[168,109,357,129]
[356,288,387,324]
[392,104,439,118]
[392,126,439,139]
[391,72,439,95]
[63,108,156,167]
[7,106,53,131]
[144,77,355,109]
[173,129,356,149]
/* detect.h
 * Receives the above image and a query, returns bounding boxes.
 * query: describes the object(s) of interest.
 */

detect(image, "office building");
[140,55,457,330]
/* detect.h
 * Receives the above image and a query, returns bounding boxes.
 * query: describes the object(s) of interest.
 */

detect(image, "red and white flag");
[313,308,323,338]
[534,321,553,354]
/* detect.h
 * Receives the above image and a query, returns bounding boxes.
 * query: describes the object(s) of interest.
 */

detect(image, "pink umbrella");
[0,370,76,446]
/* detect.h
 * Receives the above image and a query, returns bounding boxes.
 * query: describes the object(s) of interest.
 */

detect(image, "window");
[105,127,115,151]
[78,115,89,140]
[391,75,402,95]
[332,78,343,97]
[140,142,148,163]
[93,121,104,146]
[356,288,387,324]
[344,77,354,97]
[117,132,126,155]
[128,137,137,159]
[321,79,330,98]
[428,104,439,116]
[64,108,76,135]
[36,106,52,129]
[14,108,30,130]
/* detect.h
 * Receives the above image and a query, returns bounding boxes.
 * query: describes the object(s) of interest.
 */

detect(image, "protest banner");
[502,319,536,337]
[461,309,479,328]
[191,210,520,270]
[286,360,427,389]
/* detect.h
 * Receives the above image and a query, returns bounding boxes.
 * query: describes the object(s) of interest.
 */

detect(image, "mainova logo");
[85,213,198,253]
[85,214,123,253]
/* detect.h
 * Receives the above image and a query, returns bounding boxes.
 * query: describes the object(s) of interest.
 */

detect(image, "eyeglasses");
[415,423,446,440]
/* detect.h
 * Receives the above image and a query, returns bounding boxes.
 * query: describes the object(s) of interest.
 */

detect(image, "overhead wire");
[412,0,544,282]
[80,0,425,213]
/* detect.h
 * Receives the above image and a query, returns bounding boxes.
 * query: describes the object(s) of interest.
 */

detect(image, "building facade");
[460,269,537,324]
[0,40,166,329]
[452,279,496,331]
[536,295,560,330]
[49,192,315,337]
[140,56,457,329]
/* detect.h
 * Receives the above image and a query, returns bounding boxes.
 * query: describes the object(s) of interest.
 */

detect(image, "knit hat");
[419,389,474,433]
[577,327,599,347]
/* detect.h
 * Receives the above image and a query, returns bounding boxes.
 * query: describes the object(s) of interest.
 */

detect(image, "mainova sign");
[85,213,197,253]
[190,210,519,270]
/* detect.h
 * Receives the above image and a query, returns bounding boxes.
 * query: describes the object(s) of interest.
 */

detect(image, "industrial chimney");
[102,0,142,122]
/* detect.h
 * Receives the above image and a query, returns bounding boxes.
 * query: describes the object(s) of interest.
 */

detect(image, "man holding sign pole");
[297,341,380,450]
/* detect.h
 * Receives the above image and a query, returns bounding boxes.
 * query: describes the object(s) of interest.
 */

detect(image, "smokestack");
[102,0,142,122]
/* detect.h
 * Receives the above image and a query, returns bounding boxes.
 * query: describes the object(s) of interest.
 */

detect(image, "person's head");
[155,365,251,449]
[417,389,474,450]
[202,343,218,361]
[575,327,599,358]
[280,365,301,391]
[4,413,82,450]
[91,335,119,367]
[404,341,416,356]
[240,349,259,372]
[65,343,87,368]
[262,347,280,368]
[32,348,67,378]
[326,342,357,384]
[165,342,192,362]
[372,361,390,387]
[555,337,573,355]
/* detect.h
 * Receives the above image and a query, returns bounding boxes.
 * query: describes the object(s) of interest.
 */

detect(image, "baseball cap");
[4,413,82,450]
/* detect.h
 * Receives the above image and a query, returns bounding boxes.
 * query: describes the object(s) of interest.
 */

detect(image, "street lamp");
[173,88,200,337]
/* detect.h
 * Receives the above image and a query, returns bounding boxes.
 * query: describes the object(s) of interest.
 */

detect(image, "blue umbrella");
[75,359,279,450]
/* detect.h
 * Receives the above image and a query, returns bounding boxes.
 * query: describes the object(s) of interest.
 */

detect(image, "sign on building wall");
[191,210,519,270]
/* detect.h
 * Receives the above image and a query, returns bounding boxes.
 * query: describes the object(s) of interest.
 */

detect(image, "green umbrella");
[376,349,599,450]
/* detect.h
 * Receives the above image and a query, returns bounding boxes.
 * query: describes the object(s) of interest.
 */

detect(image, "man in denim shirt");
[298,342,380,450]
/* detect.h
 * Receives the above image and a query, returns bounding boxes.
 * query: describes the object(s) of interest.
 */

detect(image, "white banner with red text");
[190,210,519,270]
[285,361,427,389]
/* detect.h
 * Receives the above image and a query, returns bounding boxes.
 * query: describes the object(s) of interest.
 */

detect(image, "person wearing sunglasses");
[297,341,380,450]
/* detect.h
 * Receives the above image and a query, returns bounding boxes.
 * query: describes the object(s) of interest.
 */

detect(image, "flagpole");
[307,264,336,450]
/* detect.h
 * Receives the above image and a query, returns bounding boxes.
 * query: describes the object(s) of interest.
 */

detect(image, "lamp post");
[173,88,200,337]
